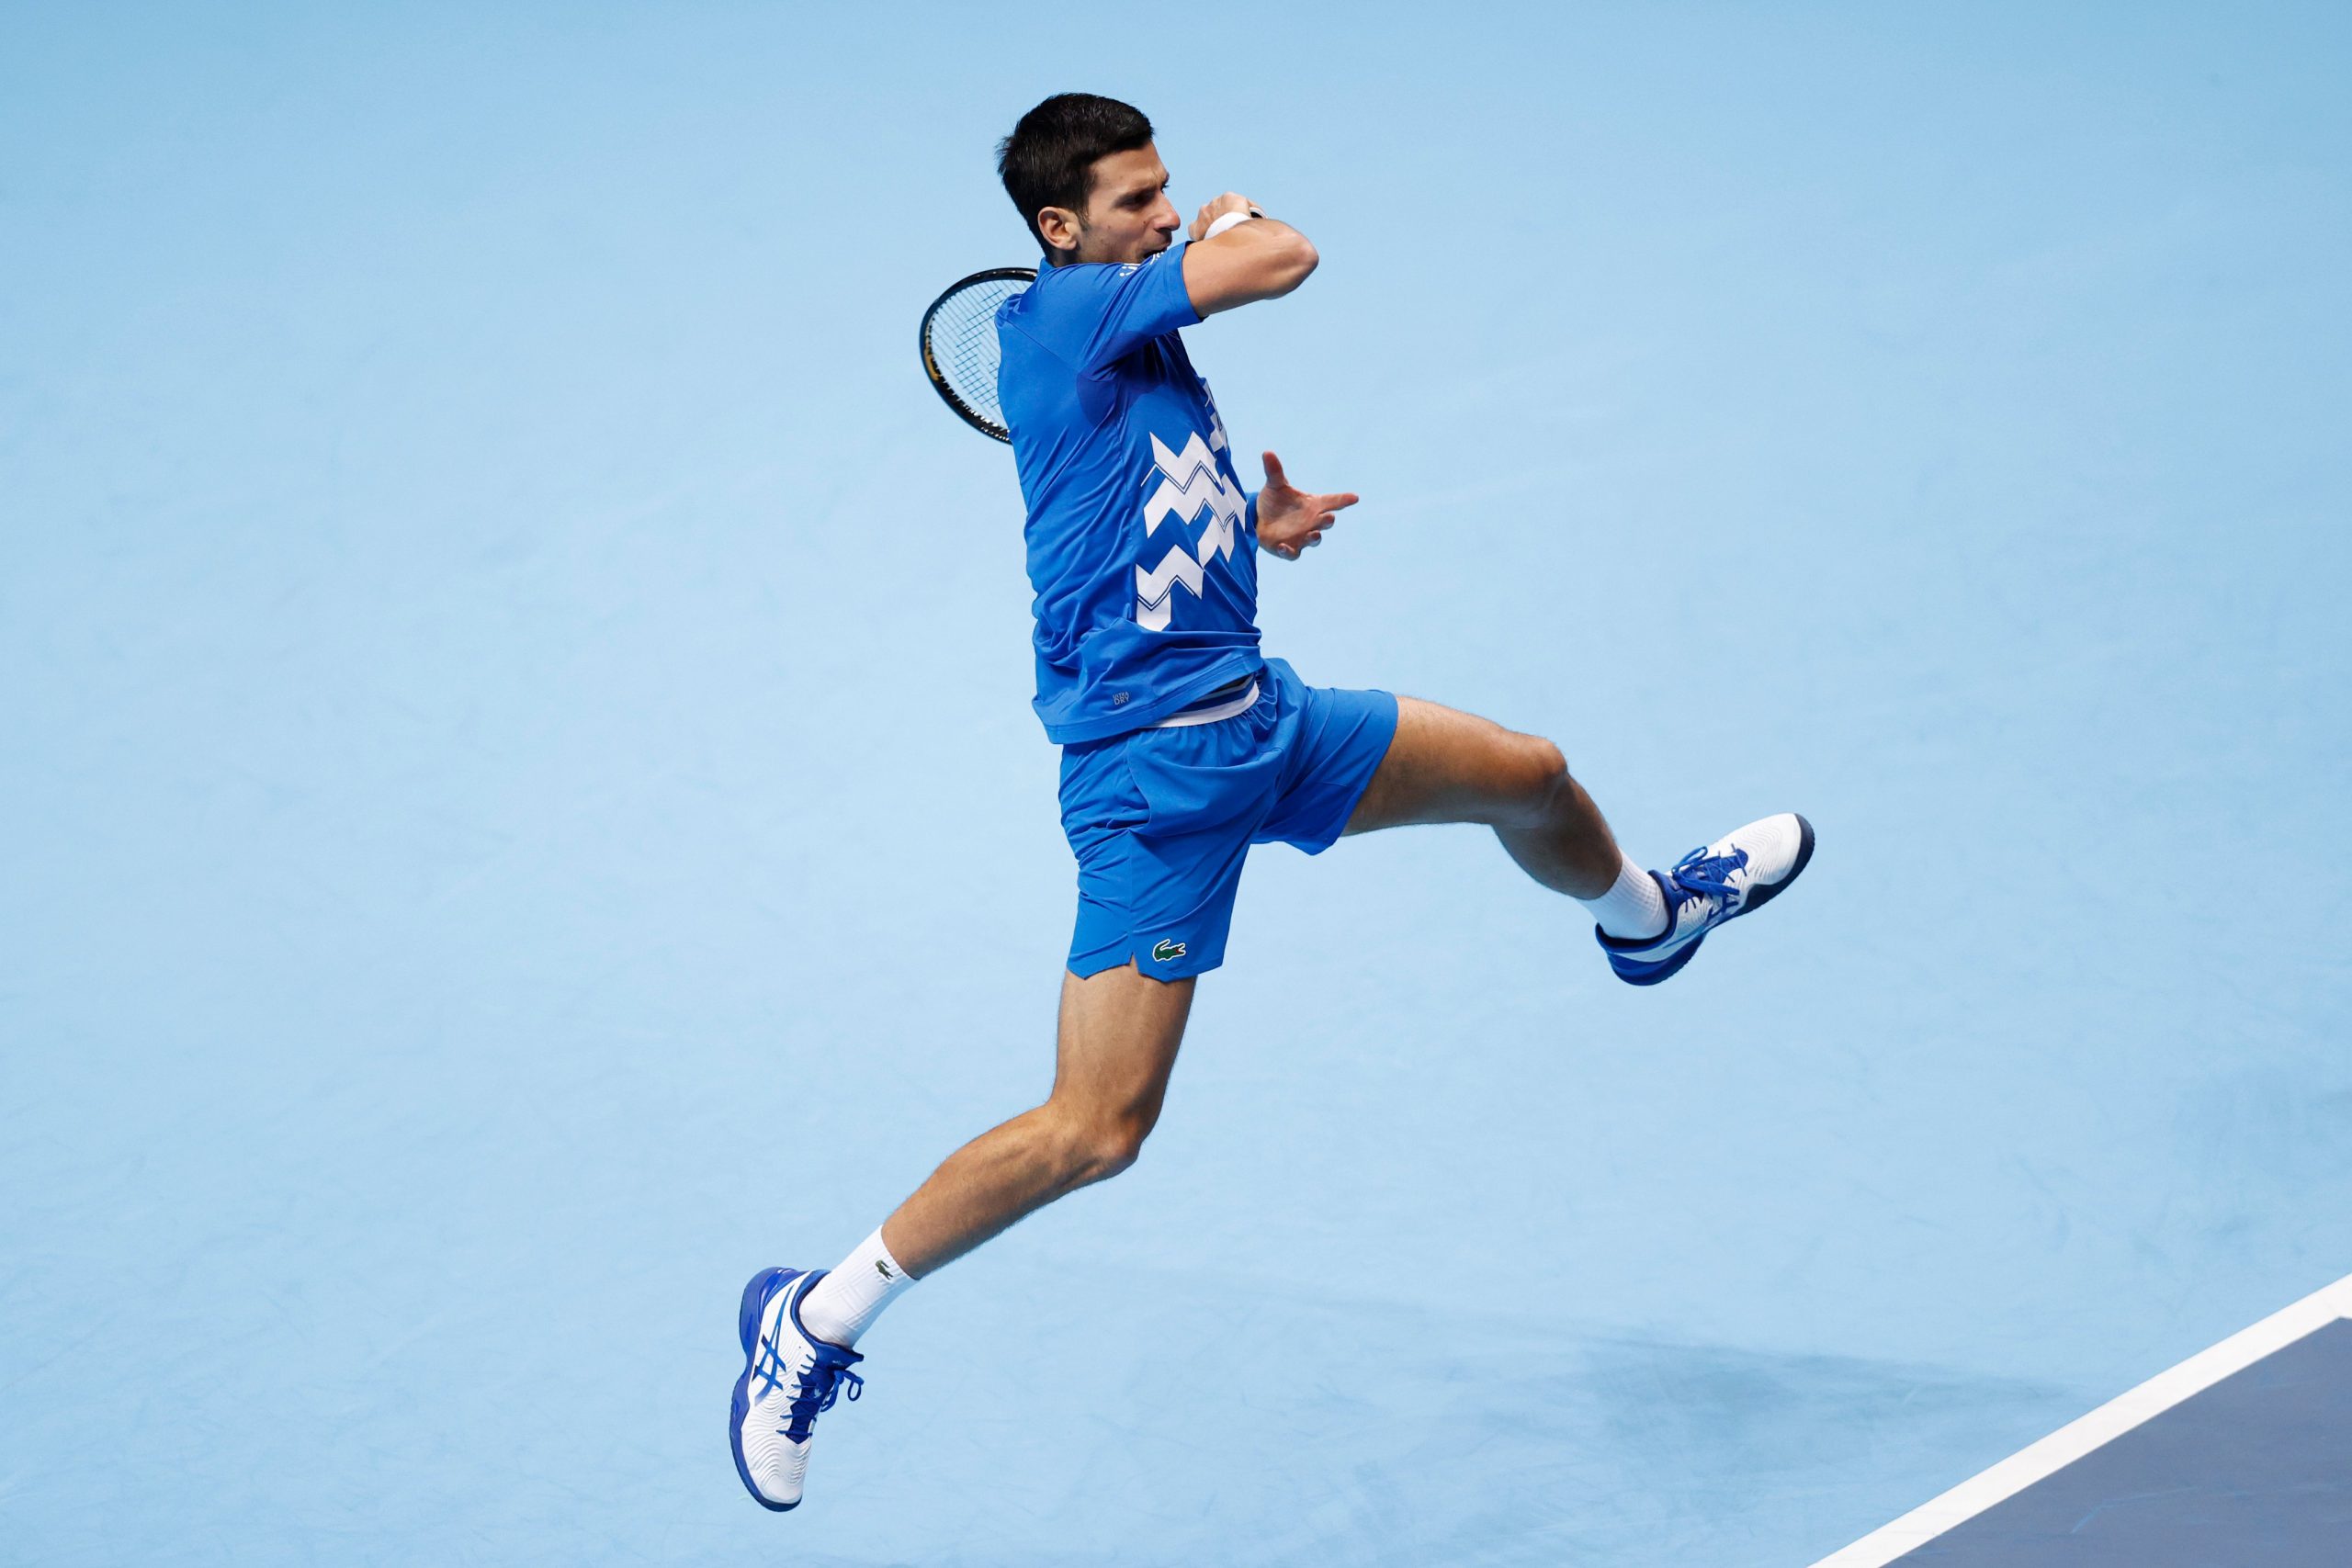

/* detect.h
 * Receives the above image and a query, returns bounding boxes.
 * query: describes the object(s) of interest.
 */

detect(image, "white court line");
[1808,1269,2352,1568]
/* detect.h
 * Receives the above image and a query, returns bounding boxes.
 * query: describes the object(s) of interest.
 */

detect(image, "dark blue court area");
[1816,1282,2352,1568]
[1895,1323,2352,1566]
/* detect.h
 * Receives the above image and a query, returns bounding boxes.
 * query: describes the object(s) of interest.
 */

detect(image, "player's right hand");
[1189,193,1259,242]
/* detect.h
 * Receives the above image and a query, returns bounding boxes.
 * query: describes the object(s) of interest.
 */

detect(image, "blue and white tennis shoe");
[729,1267,864,1511]
[1597,812,1815,986]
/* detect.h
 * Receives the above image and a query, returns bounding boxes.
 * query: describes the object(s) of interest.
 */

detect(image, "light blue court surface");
[5,5,2349,1564]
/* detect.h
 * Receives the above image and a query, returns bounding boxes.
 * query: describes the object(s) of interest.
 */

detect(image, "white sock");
[797,1227,916,1348]
[1581,853,1668,940]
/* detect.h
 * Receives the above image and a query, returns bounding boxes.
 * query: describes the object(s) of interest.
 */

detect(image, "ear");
[1035,205,1082,260]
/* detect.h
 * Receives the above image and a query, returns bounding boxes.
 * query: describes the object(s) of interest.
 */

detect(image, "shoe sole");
[1611,931,1705,987]
[729,1267,803,1512]
[1610,814,1815,987]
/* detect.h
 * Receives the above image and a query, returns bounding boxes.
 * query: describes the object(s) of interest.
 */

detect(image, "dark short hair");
[996,94,1155,250]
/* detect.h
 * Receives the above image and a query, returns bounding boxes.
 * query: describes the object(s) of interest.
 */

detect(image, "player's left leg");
[729,960,1198,1512]
[1340,695,1814,986]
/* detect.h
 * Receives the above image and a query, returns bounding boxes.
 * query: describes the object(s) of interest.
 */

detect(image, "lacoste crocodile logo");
[1151,940,1186,963]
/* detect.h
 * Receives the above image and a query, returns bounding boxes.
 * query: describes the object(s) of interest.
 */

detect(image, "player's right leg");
[729,960,1194,1510]
[1340,694,1814,984]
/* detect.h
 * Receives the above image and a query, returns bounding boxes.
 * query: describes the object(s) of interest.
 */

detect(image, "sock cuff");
[1580,852,1670,941]
[801,1225,919,1348]
[870,1226,914,1284]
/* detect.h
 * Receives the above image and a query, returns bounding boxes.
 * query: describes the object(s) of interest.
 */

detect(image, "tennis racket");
[918,266,1035,443]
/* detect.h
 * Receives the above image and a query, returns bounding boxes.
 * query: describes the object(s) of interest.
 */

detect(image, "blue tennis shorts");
[1058,657,1400,981]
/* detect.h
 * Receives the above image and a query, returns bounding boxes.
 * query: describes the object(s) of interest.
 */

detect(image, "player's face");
[1048,143,1181,266]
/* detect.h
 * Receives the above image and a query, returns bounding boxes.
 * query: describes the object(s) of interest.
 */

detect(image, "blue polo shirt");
[996,243,1263,744]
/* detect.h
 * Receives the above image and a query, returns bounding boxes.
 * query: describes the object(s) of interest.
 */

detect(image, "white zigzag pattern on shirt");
[1136,431,1248,632]
[1142,432,1248,545]
[1135,544,1206,632]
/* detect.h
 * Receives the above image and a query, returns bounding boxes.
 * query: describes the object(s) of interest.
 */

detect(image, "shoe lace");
[1668,843,1749,902]
[780,1340,865,1441]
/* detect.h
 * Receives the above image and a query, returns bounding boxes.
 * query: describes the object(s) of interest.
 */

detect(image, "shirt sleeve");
[1016,247,1202,376]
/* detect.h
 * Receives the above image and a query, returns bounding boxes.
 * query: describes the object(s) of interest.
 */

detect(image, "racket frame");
[918,266,1038,444]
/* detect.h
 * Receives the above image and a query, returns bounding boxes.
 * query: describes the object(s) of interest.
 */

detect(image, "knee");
[1509,733,1572,821]
[1524,735,1568,789]
[1049,1105,1156,1188]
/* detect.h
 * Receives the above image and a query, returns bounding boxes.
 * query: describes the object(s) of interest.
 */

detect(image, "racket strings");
[923,275,1030,434]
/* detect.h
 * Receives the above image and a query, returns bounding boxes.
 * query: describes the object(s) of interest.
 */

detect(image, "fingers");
[1271,524,1333,560]
[1194,194,1256,241]
[1262,451,1359,512]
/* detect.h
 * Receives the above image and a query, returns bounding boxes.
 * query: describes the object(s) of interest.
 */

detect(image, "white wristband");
[1203,208,1262,241]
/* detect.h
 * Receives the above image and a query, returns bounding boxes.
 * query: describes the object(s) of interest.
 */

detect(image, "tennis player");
[730,92,1815,1510]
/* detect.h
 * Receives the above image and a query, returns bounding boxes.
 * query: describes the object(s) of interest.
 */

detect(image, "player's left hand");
[1255,450,1355,560]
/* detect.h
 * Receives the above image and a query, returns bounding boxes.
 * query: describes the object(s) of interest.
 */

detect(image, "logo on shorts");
[1151,939,1186,963]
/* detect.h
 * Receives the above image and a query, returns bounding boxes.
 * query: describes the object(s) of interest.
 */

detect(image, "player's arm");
[1181,193,1317,317]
